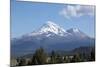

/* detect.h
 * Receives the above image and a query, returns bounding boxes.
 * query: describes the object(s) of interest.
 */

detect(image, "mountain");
[38,21,66,35]
[27,21,68,37]
[11,21,95,57]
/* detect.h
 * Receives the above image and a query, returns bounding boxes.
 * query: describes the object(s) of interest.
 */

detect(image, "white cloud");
[59,5,95,19]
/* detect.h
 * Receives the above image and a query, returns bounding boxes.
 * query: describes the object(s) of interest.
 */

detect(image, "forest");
[11,46,95,67]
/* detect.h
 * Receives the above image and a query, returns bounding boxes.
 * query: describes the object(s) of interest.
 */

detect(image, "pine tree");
[31,47,48,65]
[90,48,95,61]
[50,51,57,64]
[18,58,26,66]
[71,53,82,62]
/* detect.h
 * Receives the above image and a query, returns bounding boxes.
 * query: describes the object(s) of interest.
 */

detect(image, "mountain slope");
[11,21,95,57]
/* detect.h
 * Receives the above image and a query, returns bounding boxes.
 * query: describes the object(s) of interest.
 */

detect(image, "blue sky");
[11,0,95,38]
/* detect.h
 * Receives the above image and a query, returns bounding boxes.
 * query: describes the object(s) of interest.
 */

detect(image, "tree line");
[13,47,95,66]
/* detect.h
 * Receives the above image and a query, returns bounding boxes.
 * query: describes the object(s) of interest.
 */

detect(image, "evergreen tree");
[71,53,82,62]
[50,51,57,63]
[31,47,48,65]
[18,58,26,66]
[90,48,95,61]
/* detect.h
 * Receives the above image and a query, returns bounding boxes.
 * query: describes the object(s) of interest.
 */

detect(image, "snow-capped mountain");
[11,21,95,57]
[67,28,90,38]
[39,21,66,34]
[28,21,67,37]
[67,28,81,33]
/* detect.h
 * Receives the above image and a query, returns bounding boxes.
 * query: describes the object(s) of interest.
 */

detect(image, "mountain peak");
[67,28,88,38]
[38,21,66,35]
[27,21,88,38]
[46,21,57,26]
[72,28,79,32]
[67,28,80,33]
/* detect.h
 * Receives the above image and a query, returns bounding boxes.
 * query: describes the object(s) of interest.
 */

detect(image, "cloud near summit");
[59,5,95,19]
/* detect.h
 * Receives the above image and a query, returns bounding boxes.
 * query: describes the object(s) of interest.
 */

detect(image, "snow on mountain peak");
[38,21,66,35]
[46,21,57,26]
[67,28,80,33]
[67,28,88,38]
[27,21,86,38]
[72,28,79,32]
